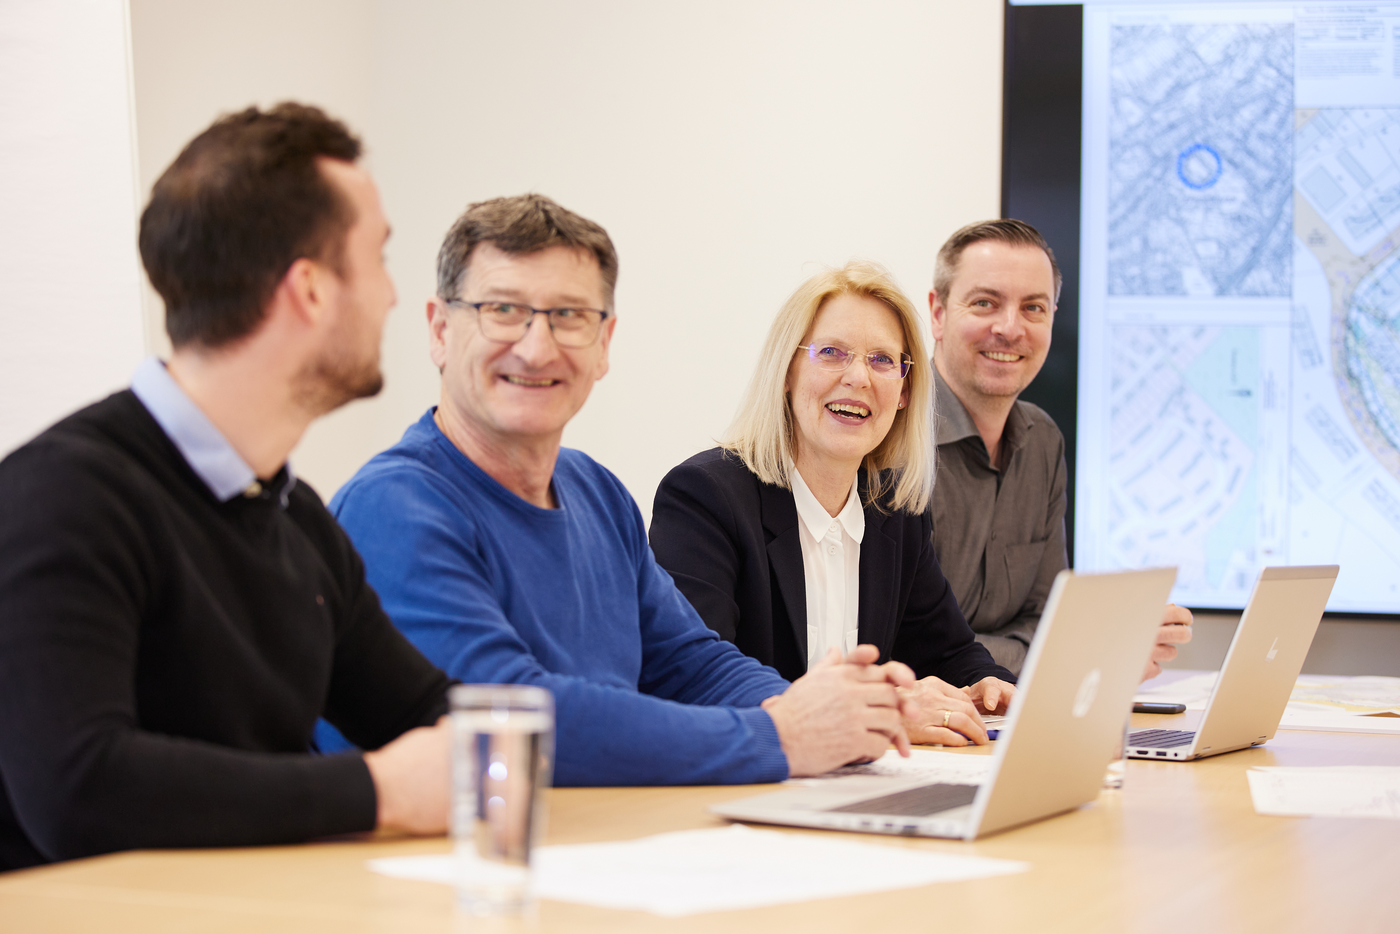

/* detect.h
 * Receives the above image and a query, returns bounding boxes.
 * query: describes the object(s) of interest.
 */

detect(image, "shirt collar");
[130,356,295,506]
[931,361,1033,453]
[790,463,865,544]
[932,363,980,445]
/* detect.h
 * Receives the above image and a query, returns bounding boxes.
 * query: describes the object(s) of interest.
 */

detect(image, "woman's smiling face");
[786,292,909,480]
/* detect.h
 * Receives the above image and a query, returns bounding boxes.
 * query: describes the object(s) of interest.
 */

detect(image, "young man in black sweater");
[0,104,453,870]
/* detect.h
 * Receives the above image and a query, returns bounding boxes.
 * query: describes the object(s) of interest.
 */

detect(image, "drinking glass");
[450,684,555,916]
[1103,714,1131,789]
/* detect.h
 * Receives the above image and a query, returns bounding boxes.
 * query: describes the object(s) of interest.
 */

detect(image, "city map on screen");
[1077,2,1400,613]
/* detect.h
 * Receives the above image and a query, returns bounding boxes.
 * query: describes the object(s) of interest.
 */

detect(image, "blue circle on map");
[1177,143,1223,190]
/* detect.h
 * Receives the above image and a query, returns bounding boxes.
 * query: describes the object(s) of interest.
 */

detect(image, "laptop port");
[1155,751,1167,756]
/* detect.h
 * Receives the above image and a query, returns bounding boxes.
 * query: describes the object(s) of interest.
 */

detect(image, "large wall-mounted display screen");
[1009,1,1400,614]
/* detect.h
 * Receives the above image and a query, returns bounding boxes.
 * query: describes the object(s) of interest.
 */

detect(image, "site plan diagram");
[1080,2,1400,612]
[1108,22,1294,298]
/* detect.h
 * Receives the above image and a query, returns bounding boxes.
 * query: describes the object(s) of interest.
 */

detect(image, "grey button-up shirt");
[930,366,1068,674]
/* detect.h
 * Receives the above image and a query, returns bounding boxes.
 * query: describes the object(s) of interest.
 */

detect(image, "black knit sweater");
[0,391,450,870]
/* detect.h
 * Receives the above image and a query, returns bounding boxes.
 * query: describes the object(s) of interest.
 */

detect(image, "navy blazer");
[649,447,1013,686]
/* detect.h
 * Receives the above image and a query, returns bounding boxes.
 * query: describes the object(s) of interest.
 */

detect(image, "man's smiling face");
[429,242,614,450]
[929,240,1055,406]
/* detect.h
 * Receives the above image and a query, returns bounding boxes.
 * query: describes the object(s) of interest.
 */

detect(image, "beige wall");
[0,0,145,458]
[3,0,1388,673]
[124,2,1400,671]
[129,0,379,495]
[129,0,1005,515]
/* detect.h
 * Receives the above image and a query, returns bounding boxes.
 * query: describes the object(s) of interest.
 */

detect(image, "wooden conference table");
[2,712,1397,934]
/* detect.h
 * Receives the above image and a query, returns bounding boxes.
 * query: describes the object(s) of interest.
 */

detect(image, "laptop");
[1127,565,1339,762]
[712,567,1177,840]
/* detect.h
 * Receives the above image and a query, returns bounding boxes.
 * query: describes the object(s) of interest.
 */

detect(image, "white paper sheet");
[369,825,1028,916]
[1134,672,1400,734]
[786,747,995,787]
[1134,670,1217,709]
[1289,675,1400,714]
[1246,766,1400,819]
[1276,705,1400,734]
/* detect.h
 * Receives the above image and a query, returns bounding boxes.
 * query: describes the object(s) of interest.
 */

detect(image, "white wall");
[128,0,378,494]
[14,1,1397,671]
[129,0,1005,515]
[0,0,145,458]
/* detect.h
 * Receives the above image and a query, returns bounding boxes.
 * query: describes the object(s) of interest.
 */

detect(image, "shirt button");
[243,481,263,498]
[830,523,840,533]
[828,545,838,555]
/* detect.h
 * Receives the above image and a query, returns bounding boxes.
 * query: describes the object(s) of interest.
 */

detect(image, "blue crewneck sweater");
[327,410,791,785]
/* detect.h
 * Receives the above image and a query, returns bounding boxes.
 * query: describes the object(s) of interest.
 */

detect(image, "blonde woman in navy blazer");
[650,261,1015,746]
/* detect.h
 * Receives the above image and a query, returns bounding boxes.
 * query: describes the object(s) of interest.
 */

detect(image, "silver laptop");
[712,567,1176,840]
[1128,565,1339,762]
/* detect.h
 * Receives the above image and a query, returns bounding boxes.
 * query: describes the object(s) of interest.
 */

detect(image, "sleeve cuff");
[739,707,790,782]
[306,752,379,837]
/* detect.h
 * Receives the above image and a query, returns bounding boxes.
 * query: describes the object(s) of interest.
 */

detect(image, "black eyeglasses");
[444,300,611,347]
[796,343,913,379]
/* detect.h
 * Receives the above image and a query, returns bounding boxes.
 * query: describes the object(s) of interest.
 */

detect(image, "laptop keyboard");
[825,783,979,817]
[1129,728,1196,748]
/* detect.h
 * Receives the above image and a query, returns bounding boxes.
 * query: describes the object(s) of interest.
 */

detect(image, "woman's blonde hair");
[722,260,934,514]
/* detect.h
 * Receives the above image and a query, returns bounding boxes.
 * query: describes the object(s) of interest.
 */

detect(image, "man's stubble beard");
[292,330,384,417]
[935,346,1035,408]
[972,369,1032,400]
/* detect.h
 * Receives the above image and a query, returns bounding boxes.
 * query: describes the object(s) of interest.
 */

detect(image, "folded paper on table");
[1246,766,1400,819]
[369,824,1028,917]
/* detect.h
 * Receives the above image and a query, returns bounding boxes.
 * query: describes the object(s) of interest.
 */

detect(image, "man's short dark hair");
[933,218,1063,306]
[138,103,362,349]
[437,194,619,309]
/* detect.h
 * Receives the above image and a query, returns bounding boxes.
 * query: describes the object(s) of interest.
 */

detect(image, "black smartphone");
[1132,702,1186,714]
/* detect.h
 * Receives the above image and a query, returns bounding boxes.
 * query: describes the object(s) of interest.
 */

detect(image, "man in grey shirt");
[928,219,1191,675]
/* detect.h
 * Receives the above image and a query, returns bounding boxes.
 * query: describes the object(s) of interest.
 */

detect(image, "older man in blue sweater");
[328,194,913,785]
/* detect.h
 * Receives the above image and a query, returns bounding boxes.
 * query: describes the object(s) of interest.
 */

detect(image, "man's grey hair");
[436,193,618,309]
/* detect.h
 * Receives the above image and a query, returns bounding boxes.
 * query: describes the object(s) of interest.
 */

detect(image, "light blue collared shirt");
[130,356,295,507]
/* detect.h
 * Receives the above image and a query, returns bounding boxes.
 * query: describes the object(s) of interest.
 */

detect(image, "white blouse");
[789,467,864,672]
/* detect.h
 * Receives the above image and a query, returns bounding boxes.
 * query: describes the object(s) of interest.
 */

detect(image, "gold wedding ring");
[942,710,951,728]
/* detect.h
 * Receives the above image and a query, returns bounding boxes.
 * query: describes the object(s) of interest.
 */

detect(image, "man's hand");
[362,716,451,835]
[1142,604,1194,682]
[843,643,917,693]
[762,646,913,777]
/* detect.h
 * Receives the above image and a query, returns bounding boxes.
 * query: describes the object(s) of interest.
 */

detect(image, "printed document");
[1247,766,1400,819]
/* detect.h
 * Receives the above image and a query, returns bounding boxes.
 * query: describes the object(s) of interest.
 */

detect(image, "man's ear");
[928,289,947,342]
[592,315,618,381]
[427,298,450,371]
[277,257,334,329]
